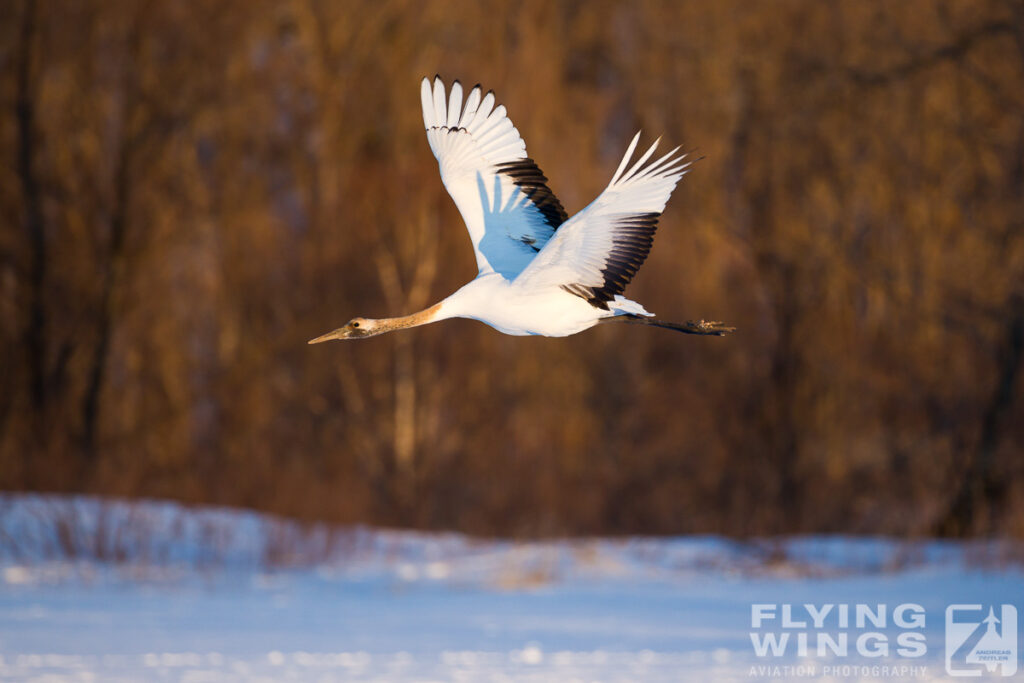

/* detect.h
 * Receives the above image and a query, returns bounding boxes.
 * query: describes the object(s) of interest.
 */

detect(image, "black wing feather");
[560,212,659,310]
[493,159,569,235]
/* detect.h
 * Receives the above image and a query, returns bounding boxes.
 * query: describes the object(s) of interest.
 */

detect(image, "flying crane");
[310,76,733,343]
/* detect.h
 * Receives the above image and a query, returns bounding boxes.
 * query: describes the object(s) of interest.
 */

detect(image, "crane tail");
[603,314,735,336]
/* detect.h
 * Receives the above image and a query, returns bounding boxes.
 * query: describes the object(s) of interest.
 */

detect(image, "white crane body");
[437,274,651,337]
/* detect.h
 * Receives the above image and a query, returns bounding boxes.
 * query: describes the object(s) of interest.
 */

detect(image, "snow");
[0,495,1021,681]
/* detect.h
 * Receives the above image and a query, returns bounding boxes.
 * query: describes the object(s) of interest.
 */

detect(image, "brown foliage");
[2,0,1022,537]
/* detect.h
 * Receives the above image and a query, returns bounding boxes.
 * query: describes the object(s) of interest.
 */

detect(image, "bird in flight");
[309,76,733,343]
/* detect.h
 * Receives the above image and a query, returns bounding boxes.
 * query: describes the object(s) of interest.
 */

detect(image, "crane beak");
[308,328,345,344]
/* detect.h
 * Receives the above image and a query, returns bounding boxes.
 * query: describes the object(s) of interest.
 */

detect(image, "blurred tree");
[1,0,1021,538]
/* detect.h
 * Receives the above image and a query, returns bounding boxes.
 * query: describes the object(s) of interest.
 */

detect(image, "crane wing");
[516,133,693,309]
[421,76,568,280]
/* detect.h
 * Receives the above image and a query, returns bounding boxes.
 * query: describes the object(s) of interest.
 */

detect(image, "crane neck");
[372,303,444,333]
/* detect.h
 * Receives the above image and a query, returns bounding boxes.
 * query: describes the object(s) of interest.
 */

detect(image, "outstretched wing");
[517,133,693,309]
[421,76,568,280]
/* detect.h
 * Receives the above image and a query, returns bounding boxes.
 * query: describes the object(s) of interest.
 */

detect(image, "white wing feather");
[517,133,693,308]
[421,77,568,280]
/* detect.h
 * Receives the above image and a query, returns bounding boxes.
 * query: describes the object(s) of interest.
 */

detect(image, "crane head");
[307,317,375,343]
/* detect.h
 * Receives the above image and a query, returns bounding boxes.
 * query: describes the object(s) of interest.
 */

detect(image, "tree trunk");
[15,0,47,426]
[934,300,1023,537]
[80,136,132,464]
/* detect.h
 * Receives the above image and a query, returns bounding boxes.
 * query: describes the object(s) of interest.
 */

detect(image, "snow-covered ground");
[0,495,1020,682]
